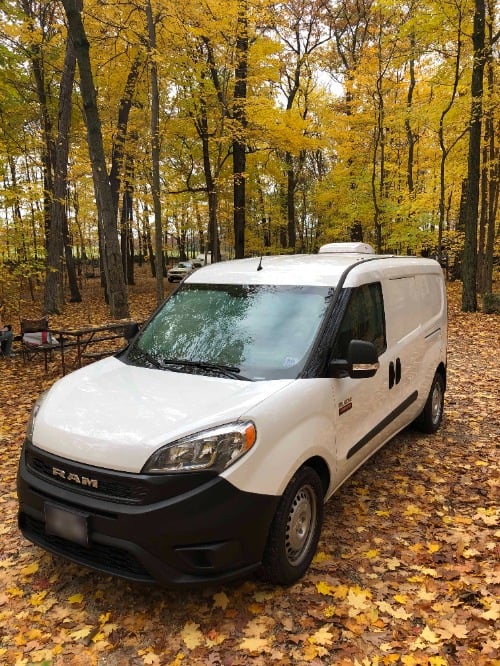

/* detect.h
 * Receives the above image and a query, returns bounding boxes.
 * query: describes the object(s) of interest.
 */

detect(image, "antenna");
[257,256,263,271]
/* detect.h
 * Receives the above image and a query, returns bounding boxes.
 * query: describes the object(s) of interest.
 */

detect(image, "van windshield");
[126,283,332,380]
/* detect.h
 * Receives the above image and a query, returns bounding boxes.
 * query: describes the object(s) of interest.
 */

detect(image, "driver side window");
[332,283,386,359]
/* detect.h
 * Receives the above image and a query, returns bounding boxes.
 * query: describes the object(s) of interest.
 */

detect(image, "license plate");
[44,503,89,547]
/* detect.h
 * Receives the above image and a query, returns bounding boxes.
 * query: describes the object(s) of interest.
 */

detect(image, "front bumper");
[17,442,278,587]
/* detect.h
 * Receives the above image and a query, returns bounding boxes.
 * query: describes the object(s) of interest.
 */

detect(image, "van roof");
[186,247,442,288]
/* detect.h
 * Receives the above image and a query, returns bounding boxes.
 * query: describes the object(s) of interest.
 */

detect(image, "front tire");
[261,466,324,585]
[415,372,445,433]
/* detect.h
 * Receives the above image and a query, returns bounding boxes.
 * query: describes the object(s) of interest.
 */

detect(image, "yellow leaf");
[309,625,334,646]
[393,594,408,604]
[333,584,349,599]
[181,622,203,649]
[386,557,401,570]
[21,562,39,576]
[26,629,43,640]
[404,504,424,517]
[213,591,229,610]
[139,649,160,665]
[429,658,448,666]
[377,601,411,620]
[239,637,270,653]
[481,601,500,621]
[417,588,437,602]
[248,602,264,614]
[347,588,372,616]
[401,658,420,666]
[70,626,93,640]
[7,587,24,598]
[427,542,441,553]
[375,510,390,517]
[323,605,336,618]
[302,643,318,660]
[420,625,440,643]
[316,581,335,596]
[29,591,48,606]
[438,619,468,639]
[454,516,472,525]
[364,549,379,559]
[68,593,84,604]
[312,551,331,563]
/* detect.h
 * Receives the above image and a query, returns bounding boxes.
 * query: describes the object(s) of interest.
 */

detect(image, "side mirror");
[328,339,379,379]
[123,322,140,341]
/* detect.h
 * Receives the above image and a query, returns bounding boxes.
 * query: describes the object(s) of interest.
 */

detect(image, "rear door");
[381,273,445,424]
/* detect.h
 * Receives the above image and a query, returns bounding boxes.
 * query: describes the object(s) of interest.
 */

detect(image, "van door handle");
[389,361,395,389]
[395,358,401,384]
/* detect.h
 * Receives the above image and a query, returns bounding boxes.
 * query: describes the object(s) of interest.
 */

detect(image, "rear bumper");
[17,443,278,587]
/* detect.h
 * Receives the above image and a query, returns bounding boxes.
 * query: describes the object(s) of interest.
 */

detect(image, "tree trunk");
[233,0,248,259]
[461,0,486,312]
[146,0,164,304]
[120,182,135,285]
[198,92,220,262]
[481,1,499,293]
[44,32,77,314]
[63,211,82,302]
[405,41,416,198]
[61,0,129,319]
[109,54,143,229]
[286,154,297,250]
[437,16,463,266]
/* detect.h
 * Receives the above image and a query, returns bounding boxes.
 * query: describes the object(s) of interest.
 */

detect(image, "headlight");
[142,421,256,474]
[26,390,48,442]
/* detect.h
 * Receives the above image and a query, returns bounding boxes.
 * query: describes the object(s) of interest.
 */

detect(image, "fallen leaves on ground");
[0,277,498,665]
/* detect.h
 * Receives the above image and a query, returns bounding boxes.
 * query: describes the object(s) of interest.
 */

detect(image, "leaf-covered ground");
[0,277,498,666]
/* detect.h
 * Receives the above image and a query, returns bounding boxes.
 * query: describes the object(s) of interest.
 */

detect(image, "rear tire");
[261,466,323,585]
[415,372,445,433]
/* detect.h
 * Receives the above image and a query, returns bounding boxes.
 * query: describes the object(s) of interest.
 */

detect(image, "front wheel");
[261,466,324,585]
[415,372,445,434]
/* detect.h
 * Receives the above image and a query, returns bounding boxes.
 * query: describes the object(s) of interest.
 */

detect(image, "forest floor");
[0,271,498,666]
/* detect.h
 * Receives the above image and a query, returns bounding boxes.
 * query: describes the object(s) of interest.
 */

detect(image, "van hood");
[32,357,293,473]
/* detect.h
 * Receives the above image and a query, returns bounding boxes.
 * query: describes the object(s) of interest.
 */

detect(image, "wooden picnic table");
[52,322,136,375]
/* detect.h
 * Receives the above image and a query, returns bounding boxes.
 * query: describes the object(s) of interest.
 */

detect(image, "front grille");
[27,448,149,504]
[25,443,215,505]
[20,514,153,583]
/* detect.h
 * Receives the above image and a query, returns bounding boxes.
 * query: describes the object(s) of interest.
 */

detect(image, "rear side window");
[332,283,386,358]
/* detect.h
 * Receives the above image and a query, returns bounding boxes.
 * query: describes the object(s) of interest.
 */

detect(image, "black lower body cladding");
[17,442,279,587]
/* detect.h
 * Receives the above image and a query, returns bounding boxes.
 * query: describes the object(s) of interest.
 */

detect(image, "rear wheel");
[261,466,323,585]
[415,372,445,433]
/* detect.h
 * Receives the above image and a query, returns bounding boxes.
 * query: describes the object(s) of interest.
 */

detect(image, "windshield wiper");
[137,349,164,369]
[162,358,250,381]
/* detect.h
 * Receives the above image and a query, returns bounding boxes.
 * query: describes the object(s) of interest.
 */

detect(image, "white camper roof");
[186,244,441,289]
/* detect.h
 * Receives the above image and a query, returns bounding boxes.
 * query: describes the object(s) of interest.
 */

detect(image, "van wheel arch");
[415,368,446,434]
[260,463,326,585]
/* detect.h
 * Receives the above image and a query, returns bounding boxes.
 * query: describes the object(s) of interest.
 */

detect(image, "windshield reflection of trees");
[136,284,330,378]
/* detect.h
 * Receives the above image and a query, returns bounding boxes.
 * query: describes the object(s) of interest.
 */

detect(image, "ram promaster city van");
[17,243,447,587]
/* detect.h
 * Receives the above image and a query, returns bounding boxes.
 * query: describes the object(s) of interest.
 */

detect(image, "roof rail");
[318,242,375,255]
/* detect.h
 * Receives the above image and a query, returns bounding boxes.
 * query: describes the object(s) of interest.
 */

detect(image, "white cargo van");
[17,244,447,587]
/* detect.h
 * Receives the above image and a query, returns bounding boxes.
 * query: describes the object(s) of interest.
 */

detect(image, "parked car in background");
[196,252,212,265]
[167,261,202,283]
